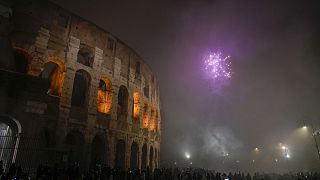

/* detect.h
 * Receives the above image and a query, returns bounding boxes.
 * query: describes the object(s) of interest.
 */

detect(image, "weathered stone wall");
[0,0,161,171]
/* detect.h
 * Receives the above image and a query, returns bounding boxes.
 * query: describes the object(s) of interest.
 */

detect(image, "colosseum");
[0,0,161,172]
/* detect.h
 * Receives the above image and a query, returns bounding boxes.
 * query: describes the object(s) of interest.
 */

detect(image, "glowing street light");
[286,154,290,159]
[281,146,287,150]
[185,152,190,159]
[302,126,307,129]
[254,147,259,151]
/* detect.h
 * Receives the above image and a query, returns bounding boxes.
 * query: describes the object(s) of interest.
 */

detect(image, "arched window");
[141,143,147,170]
[64,131,85,167]
[150,109,155,131]
[77,46,94,67]
[13,50,29,74]
[130,142,139,169]
[132,92,140,119]
[71,69,91,108]
[97,77,112,114]
[91,134,106,166]
[41,58,65,96]
[117,85,128,116]
[143,103,149,128]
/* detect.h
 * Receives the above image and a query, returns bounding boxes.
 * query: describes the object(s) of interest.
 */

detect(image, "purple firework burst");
[203,51,232,92]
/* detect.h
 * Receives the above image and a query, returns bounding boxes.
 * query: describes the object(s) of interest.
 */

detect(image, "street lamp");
[302,120,320,159]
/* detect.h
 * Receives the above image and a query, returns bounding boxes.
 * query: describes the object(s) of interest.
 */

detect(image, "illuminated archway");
[132,92,140,119]
[150,109,155,131]
[97,77,112,114]
[0,115,21,171]
[41,57,65,96]
[143,103,149,128]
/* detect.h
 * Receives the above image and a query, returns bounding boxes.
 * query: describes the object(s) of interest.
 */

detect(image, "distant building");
[0,0,161,172]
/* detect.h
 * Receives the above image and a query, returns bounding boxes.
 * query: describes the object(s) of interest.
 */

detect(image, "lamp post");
[303,120,320,159]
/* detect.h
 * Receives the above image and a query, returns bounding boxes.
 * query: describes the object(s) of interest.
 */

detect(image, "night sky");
[53,0,320,172]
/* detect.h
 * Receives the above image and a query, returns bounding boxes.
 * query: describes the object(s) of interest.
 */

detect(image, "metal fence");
[0,133,62,175]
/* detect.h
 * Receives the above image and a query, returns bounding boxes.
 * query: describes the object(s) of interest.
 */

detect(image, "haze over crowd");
[53,0,320,172]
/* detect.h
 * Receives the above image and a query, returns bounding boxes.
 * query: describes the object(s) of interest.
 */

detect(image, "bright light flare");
[302,126,307,129]
[185,152,190,159]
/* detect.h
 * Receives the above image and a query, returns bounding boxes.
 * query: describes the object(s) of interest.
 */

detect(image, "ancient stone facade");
[0,0,161,171]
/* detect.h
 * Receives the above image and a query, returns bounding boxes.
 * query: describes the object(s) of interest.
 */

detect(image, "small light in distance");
[302,126,307,129]
[255,147,259,151]
[286,154,290,159]
[281,146,287,150]
[275,158,278,162]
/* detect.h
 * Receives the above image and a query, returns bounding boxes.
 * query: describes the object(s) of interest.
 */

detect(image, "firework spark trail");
[203,51,232,93]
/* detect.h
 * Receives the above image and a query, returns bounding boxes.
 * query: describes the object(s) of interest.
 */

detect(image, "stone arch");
[143,103,149,128]
[141,143,147,170]
[77,46,94,67]
[150,108,155,131]
[64,130,85,167]
[91,133,107,166]
[71,69,91,108]
[41,57,65,96]
[0,115,21,170]
[97,77,112,114]
[130,141,139,169]
[132,92,141,119]
[13,48,31,74]
[115,139,126,170]
[149,146,154,170]
[117,85,128,117]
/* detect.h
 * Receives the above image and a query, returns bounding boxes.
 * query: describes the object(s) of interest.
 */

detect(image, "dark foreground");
[1,163,319,180]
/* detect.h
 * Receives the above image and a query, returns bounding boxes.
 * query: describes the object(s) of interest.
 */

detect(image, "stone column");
[125,138,131,170]
[87,47,104,128]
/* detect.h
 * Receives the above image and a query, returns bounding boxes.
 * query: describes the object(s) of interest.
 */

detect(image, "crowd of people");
[1,161,319,180]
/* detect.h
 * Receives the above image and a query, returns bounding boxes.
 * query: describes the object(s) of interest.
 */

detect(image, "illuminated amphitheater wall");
[0,0,161,171]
